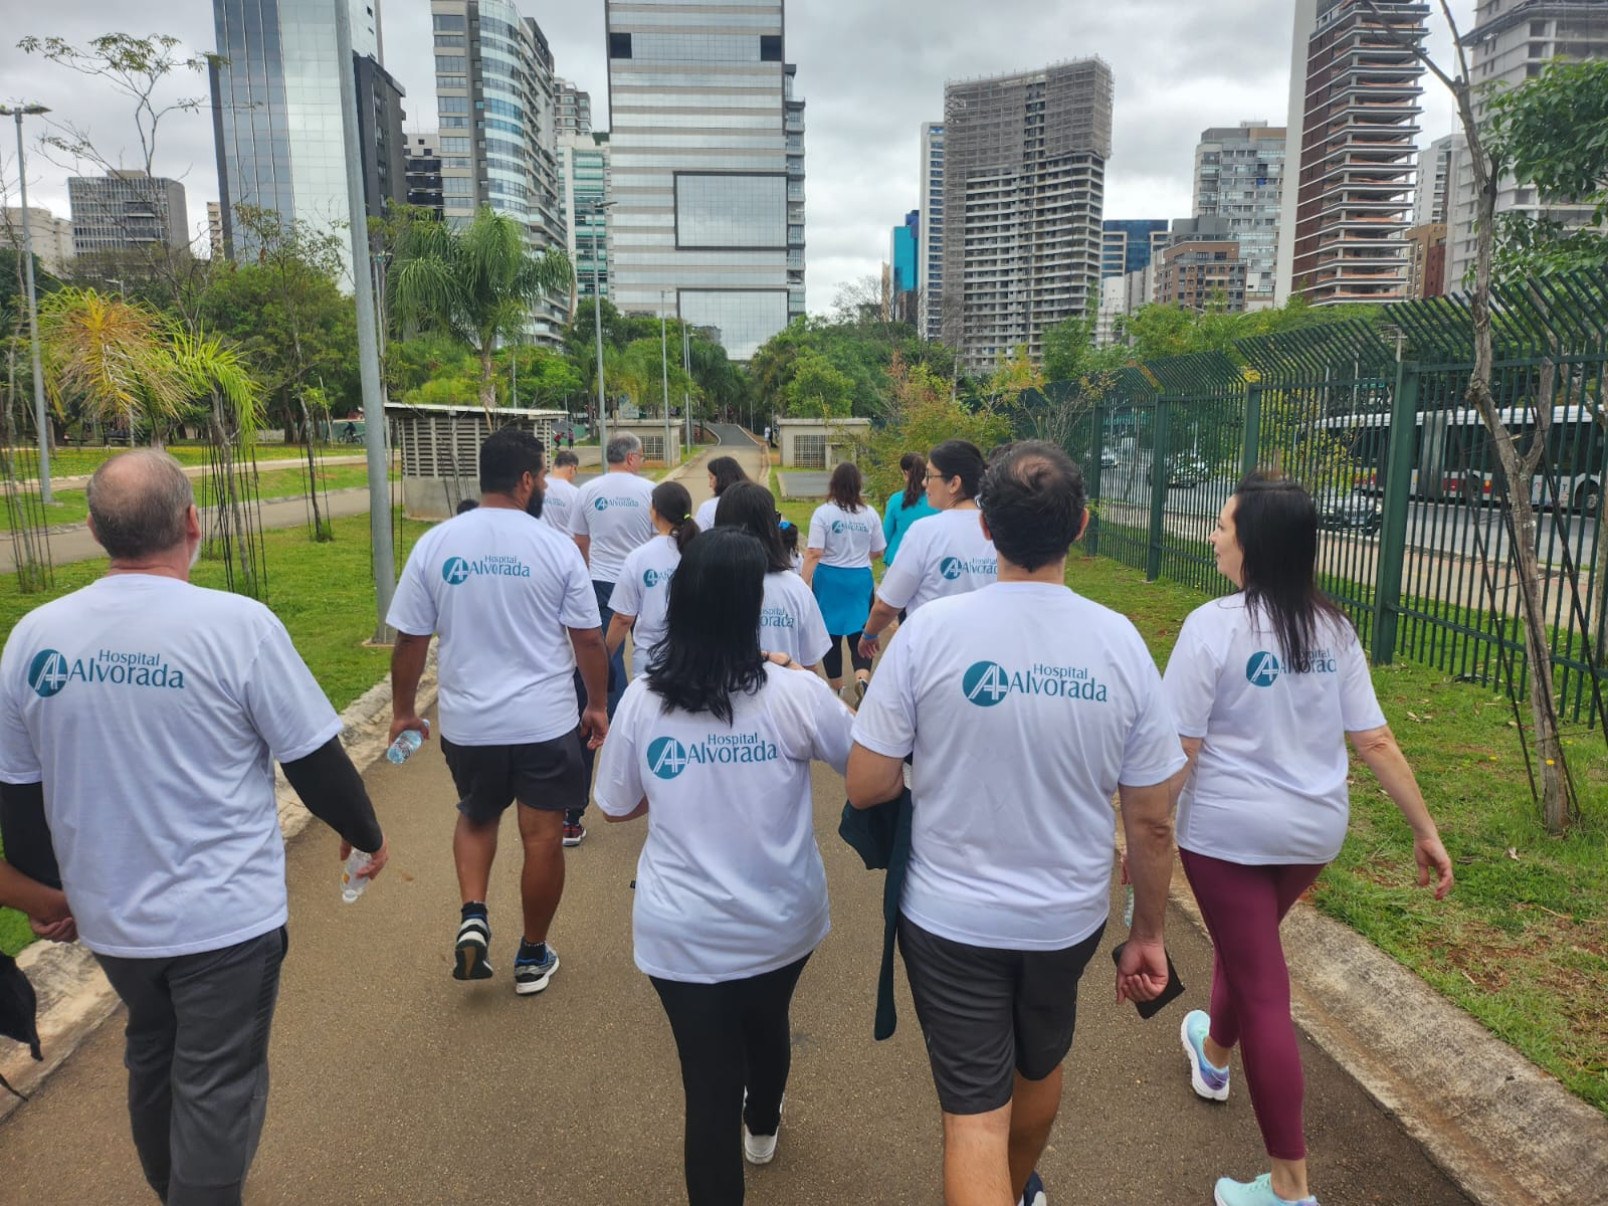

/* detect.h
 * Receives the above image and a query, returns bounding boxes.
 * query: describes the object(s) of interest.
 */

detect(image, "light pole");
[659,290,672,467]
[588,199,615,457]
[3,103,54,505]
[682,318,692,449]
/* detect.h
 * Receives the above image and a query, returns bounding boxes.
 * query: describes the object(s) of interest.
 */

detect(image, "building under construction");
[940,58,1113,373]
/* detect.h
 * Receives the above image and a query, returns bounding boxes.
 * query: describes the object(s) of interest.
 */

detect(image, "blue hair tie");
[778,519,794,530]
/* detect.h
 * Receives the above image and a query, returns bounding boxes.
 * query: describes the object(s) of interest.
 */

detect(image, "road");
[0,432,1468,1205]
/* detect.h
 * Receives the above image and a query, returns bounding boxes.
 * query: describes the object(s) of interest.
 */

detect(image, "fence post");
[1146,401,1170,582]
[1241,384,1262,480]
[1086,402,1105,558]
[1371,363,1420,665]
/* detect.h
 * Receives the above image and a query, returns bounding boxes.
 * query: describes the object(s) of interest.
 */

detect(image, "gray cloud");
[0,0,1468,313]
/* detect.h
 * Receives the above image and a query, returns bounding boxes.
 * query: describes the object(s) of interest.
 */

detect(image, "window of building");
[443,178,473,195]
[435,55,465,73]
[433,14,466,31]
[435,34,465,48]
[675,174,787,248]
[760,35,782,62]
[610,32,632,59]
[440,96,469,113]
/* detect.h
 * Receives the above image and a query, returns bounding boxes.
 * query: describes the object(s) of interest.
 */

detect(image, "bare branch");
[1359,0,1462,96]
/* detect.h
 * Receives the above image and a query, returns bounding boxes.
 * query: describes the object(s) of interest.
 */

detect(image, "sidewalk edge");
[0,653,440,1123]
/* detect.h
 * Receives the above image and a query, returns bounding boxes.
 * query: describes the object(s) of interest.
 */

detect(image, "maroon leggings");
[1179,849,1325,1162]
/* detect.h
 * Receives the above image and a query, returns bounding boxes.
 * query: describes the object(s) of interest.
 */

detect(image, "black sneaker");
[1020,1170,1047,1206]
[454,913,493,981]
[513,942,560,996]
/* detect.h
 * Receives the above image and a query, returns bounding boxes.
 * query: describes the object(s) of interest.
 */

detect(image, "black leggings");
[822,633,873,680]
[650,953,812,1206]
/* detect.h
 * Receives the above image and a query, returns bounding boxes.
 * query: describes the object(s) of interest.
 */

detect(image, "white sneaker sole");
[742,1126,777,1165]
[1181,1015,1231,1102]
[514,955,560,996]
[1214,1192,1231,1206]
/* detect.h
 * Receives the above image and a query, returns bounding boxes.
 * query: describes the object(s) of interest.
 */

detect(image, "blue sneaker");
[1019,1170,1046,1206]
[1181,1009,1231,1102]
[513,942,559,996]
[1214,1173,1318,1206]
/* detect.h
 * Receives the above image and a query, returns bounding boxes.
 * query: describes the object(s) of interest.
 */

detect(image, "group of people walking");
[0,427,1454,1206]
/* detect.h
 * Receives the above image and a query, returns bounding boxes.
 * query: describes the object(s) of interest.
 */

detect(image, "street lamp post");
[659,291,672,467]
[682,319,692,450]
[589,200,614,457]
[3,103,54,505]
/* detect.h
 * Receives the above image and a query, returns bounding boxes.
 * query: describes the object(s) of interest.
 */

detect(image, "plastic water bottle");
[386,719,429,766]
[341,850,374,904]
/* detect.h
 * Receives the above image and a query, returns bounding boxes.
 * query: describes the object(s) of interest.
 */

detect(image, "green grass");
[13,443,322,478]
[1070,552,1608,1114]
[3,464,376,533]
[0,510,432,956]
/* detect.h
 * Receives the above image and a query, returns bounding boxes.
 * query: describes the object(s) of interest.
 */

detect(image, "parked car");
[1147,454,1209,488]
[1099,447,1121,469]
[1316,488,1383,535]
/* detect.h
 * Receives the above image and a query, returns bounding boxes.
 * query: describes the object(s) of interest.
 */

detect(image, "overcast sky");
[1,0,1471,313]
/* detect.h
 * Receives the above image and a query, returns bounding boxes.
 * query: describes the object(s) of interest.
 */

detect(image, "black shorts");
[440,732,588,824]
[898,915,1106,1115]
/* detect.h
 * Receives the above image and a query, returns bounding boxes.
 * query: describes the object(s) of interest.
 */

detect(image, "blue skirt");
[813,564,874,635]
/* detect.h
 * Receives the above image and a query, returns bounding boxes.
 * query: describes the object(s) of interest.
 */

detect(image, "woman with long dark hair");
[1162,473,1454,1206]
[715,481,831,672]
[803,463,885,700]
[880,451,938,567]
[606,481,699,681]
[595,528,854,1206]
[694,455,749,531]
[857,439,997,662]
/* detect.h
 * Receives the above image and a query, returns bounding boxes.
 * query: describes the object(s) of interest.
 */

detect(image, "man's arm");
[605,613,635,661]
[0,782,74,941]
[389,632,432,746]
[1116,777,1176,1002]
[846,745,905,810]
[573,534,591,565]
[280,738,385,855]
[569,626,609,748]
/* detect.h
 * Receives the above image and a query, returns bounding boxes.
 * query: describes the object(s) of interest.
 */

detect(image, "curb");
[0,652,440,1123]
[1158,853,1608,1204]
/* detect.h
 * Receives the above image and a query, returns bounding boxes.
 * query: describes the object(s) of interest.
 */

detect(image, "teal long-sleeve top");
[882,491,939,566]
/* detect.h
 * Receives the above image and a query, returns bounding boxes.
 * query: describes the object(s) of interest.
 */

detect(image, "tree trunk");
[478,344,497,415]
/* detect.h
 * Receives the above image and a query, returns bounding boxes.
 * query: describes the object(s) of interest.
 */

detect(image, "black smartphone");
[1110,941,1186,1019]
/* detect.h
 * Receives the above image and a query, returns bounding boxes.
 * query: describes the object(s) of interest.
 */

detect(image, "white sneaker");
[742,1123,778,1165]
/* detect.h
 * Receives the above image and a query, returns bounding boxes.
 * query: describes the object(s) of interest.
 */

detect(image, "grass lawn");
[1070,553,1608,1114]
[15,443,319,478]
[0,510,431,956]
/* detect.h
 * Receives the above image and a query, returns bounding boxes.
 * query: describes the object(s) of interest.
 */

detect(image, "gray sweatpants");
[96,927,288,1206]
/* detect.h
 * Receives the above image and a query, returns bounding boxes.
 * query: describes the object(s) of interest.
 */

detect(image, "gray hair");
[86,450,195,560]
[606,432,642,465]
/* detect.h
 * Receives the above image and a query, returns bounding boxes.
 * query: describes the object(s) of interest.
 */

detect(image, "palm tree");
[388,207,571,413]
[38,288,187,440]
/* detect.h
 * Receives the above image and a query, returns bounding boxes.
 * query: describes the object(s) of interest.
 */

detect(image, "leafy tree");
[494,344,584,410]
[389,207,571,411]
[980,345,1045,412]
[784,349,855,417]
[38,288,186,436]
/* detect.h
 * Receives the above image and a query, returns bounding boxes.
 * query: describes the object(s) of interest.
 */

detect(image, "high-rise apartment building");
[1,207,75,276]
[556,80,593,138]
[1446,0,1608,288]
[941,58,1114,372]
[605,0,803,361]
[1405,221,1448,297]
[918,121,945,342]
[207,202,225,259]
[1193,120,1284,306]
[1414,132,1455,226]
[431,0,567,344]
[891,210,920,325]
[406,133,445,218]
[1101,219,1170,279]
[1157,239,1248,311]
[560,133,611,302]
[1276,0,1427,305]
[67,171,189,257]
[210,0,404,273]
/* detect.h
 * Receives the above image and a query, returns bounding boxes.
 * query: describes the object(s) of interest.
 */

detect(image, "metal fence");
[1043,270,1608,727]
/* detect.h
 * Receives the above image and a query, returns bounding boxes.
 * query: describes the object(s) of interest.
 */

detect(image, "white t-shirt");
[1162,595,1386,865]
[852,582,1185,951]
[0,576,343,959]
[807,501,886,569]
[760,570,833,667]
[694,495,720,533]
[570,470,656,583]
[875,508,997,614]
[595,664,854,983]
[387,507,601,745]
[607,534,682,680]
[541,474,580,535]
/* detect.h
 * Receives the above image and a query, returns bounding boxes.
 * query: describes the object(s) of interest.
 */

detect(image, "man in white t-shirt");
[541,447,582,535]
[570,432,655,720]
[847,442,1184,1206]
[389,429,607,996]
[0,452,387,1203]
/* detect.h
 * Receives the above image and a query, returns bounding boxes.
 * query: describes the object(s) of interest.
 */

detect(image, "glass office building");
[605,0,803,361]
[561,133,611,301]
[918,121,944,341]
[1100,219,1170,279]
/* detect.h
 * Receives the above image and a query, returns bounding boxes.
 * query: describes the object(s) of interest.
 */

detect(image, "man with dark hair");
[0,450,387,1204]
[543,448,582,536]
[389,428,608,995]
[847,441,1183,1206]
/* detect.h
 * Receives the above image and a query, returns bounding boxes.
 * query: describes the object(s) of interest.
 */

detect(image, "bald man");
[0,450,389,1205]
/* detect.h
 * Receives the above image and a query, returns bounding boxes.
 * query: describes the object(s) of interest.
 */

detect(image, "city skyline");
[1,0,1469,316]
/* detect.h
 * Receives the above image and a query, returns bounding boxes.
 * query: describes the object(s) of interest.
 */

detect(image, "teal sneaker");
[1214,1173,1318,1206]
[1181,1009,1231,1102]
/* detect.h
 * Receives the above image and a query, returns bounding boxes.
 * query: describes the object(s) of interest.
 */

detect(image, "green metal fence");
[1050,270,1608,727]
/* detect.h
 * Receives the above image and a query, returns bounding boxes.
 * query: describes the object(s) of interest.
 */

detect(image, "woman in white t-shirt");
[803,463,886,701]
[693,455,748,532]
[714,480,832,672]
[857,438,996,663]
[595,527,854,1205]
[606,481,699,682]
[1161,474,1455,1206]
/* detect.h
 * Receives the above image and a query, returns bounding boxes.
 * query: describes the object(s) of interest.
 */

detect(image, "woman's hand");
[1413,831,1454,900]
